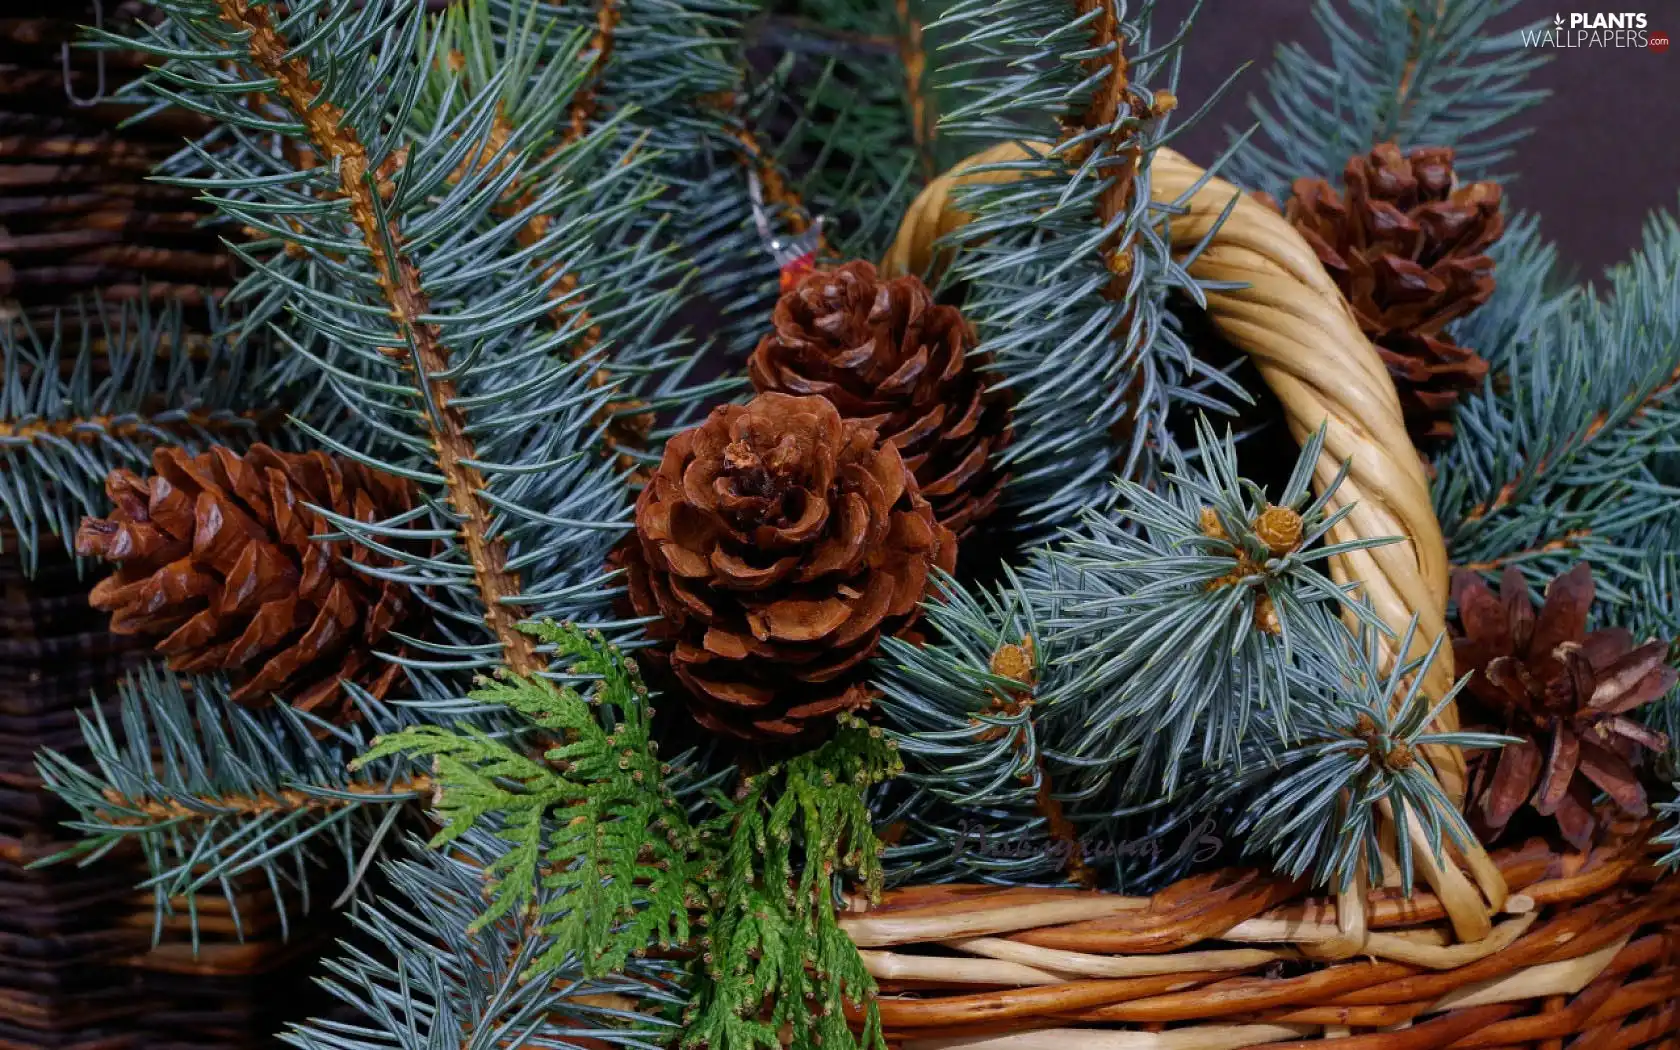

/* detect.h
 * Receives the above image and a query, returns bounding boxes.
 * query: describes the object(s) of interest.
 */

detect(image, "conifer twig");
[211,0,541,676]
[894,0,936,182]
[1061,0,1138,300]
[984,638,1095,889]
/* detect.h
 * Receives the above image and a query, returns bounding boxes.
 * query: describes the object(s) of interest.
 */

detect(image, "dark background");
[1157,0,1679,277]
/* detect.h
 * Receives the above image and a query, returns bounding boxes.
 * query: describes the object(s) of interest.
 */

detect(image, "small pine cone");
[748,261,1012,538]
[1452,563,1674,850]
[1285,143,1503,445]
[1253,505,1303,556]
[615,392,956,742]
[75,445,420,723]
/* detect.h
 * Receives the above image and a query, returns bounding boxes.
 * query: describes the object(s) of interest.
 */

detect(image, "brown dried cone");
[1452,563,1673,850]
[1284,142,1503,444]
[615,392,956,741]
[748,261,1011,537]
[74,444,421,722]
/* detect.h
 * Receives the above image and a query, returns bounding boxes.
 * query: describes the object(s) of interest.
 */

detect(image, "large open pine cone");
[1285,143,1503,445]
[616,392,956,741]
[75,445,420,722]
[1453,564,1673,850]
[748,261,1010,537]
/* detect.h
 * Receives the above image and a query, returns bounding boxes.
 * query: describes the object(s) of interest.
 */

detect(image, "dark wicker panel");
[0,2,234,323]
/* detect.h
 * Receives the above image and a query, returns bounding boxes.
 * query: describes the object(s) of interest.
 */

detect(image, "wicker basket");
[0,540,348,1050]
[0,3,233,325]
[858,148,1680,1048]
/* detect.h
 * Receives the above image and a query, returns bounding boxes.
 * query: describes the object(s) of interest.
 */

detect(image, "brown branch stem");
[895,0,937,182]
[714,95,832,259]
[1457,530,1593,575]
[488,0,648,469]
[984,639,1096,889]
[1062,0,1137,301]
[0,408,276,445]
[99,775,432,827]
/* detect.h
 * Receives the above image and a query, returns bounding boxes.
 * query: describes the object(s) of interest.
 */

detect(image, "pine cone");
[75,444,421,722]
[1452,564,1674,850]
[1286,143,1503,445]
[748,261,1011,537]
[615,392,956,741]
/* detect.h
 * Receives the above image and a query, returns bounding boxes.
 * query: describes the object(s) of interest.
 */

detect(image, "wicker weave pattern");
[841,832,1678,1048]
[0,4,232,323]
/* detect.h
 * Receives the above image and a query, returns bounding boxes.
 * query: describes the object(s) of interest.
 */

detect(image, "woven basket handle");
[883,142,1465,805]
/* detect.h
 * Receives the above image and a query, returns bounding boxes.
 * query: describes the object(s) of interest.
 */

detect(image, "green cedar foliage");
[354,622,704,983]
[362,622,894,1050]
[684,721,895,1050]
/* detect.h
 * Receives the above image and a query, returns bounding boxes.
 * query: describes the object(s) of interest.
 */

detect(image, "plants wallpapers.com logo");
[1523,11,1669,50]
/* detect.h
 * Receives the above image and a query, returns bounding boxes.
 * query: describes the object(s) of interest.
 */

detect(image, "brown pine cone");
[748,261,1011,538]
[615,392,956,742]
[1286,143,1503,445]
[1452,564,1673,850]
[75,444,421,722]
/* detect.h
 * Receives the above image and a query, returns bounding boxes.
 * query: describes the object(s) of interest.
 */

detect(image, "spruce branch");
[870,421,1395,895]
[34,665,426,944]
[420,0,657,470]
[1226,0,1550,198]
[872,575,1109,889]
[1658,793,1680,871]
[203,0,544,676]
[926,0,1246,535]
[745,0,936,262]
[1215,621,1511,895]
[1435,208,1680,611]
[1047,418,1394,797]
[281,828,687,1050]
[0,295,282,574]
[101,0,701,682]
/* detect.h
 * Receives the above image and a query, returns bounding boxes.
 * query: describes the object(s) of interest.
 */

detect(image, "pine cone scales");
[749,262,1010,537]
[1453,564,1674,850]
[76,444,420,721]
[1286,143,1503,444]
[618,392,955,741]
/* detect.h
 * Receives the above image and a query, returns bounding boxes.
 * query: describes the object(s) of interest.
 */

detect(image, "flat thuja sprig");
[1222,621,1512,895]
[352,621,702,981]
[684,714,897,1050]
[1046,418,1396,797]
